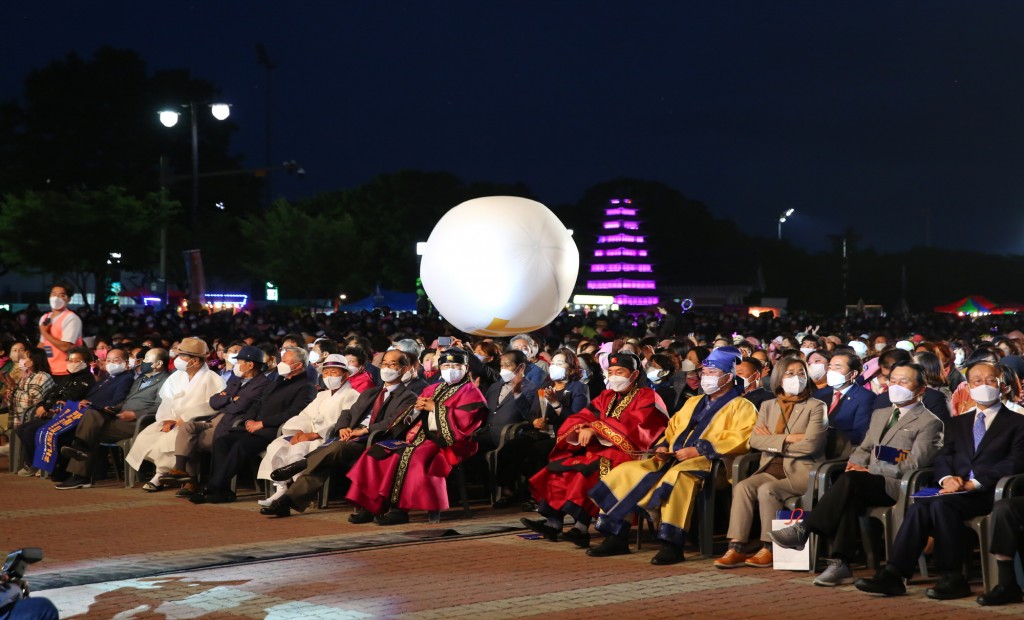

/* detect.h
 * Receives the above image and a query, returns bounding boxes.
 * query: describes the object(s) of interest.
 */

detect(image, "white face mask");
[549,365,567,381]
[646,368,666,384]
[875,343,887,352]
[808,363,826,381]
[887,384,916,406]
[173,357,190,372]
[232,364,244,378]
[401,369,414,383]
[606,374,632,393]
[499,368,516,383]
[226,353,238,366]
[741,374,759,391]
[799,347,815,358]
[66,361,87,374]
[18,359,28,370]
[701,374,726,395]
[953,350,965,368]
[826,370,849,389]
[680,359,697,373]
[323,375,344,391]
[105,362,126,376]
[308,351,321,364]
[441,367,466,384]
[970,384,1001,406]
[782,375,807,396]
[348,364,362,376]
[49,296,66,311]
[379,368,402,383]
[127,357,137,369]
[277,361,294,376]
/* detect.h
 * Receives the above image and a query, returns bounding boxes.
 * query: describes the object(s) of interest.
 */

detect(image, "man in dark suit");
[191,346,316,504]
[873,349,951,423]
[478,350,538,452]
[813,350,876,458]
[736,357,773,412]
[856,361,1024,599]
[259,349,418,517]
[979,495,1024,605]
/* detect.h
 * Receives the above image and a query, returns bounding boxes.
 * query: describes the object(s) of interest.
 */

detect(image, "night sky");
[6,2,1024,253]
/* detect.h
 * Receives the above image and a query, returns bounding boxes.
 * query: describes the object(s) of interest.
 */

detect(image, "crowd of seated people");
[8,285,1024,606]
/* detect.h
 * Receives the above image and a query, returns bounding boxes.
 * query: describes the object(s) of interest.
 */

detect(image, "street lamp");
[777,208,795,240]
[157,102,232,226]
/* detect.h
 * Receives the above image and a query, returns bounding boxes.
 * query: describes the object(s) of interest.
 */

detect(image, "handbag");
[771,508,811,570]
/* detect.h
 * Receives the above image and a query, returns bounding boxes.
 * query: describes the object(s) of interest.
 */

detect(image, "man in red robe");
[346,347,486,525]
[522,352,668,548]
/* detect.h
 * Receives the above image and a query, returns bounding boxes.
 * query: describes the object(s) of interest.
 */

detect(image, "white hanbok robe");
[126,366,226,474]
[257,382,360,481]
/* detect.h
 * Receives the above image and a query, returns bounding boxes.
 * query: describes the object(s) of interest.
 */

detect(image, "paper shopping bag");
[772,508,810,570]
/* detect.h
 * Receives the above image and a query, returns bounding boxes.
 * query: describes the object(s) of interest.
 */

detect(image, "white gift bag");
[771,508,811,571]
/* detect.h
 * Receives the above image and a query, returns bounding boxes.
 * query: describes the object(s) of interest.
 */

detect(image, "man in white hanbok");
[125,338,226,491]
[256,354,359,504]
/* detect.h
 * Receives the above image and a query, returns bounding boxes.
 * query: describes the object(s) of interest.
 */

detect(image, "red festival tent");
[934,296,999,314]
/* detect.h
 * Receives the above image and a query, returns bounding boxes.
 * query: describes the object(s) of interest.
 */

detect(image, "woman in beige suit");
[714,355,827,568]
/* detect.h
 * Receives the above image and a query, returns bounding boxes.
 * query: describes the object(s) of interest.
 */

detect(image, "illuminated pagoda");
[585,198,658,307]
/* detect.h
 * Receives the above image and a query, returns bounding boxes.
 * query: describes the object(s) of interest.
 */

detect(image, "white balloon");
[420,196,579,337]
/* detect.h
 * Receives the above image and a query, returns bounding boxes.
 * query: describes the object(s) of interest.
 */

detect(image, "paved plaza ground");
[2,453,1020,619]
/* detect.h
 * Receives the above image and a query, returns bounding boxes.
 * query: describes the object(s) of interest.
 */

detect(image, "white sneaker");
[814,558,854,587]
[16,466,36,477]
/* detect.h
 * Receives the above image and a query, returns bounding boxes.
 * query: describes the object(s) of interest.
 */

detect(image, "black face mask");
[139,362,154,374]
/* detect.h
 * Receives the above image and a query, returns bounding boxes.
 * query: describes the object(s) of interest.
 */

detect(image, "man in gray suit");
[61,348,171,483]
[770,361,944,586]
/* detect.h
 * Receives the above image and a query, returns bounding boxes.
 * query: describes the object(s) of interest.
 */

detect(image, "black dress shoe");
[271,459,308,482]
[205,489,236,504]
[651,543,685,565]
[188,490,208,504]
[978,584,1024,606]
[562,528,591,548]
[926,573,972,600]
[586,534,631,557]
[60,445,89,461]
[348,508,375,524]
[855,568,907,596]
[492,496,516,509]
[260,497,293,517]
[520,517,560,541]
[376,509,410,526]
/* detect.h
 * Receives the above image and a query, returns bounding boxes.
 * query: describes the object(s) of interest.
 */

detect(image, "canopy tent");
[934,296,999,315]
[338,287,418,312]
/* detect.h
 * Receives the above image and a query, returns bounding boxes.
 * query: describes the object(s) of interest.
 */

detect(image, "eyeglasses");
[782,370,807,378]
[380,361,404,369]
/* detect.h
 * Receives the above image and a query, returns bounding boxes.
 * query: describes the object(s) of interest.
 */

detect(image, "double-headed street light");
[158,102,232,226]
[777,208,795,240]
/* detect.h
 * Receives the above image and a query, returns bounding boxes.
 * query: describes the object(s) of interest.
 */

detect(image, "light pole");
[777,208,795,240]
[158,102,231,227]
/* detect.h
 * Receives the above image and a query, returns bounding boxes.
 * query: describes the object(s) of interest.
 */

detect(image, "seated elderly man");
[259,349,418,518]
[159,345,270,497]
[255,353,359,506]
[189,346,316,504]
[345,348,487,525]
[522,352,668,549]
[586,347,757,565]
[58,348,170,488]
[126,338,226,492]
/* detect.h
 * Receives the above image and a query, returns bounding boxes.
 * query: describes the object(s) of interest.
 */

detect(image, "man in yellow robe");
[587,346,757,565]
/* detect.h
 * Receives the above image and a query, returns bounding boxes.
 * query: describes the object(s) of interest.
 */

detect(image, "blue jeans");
[0,597,59,620]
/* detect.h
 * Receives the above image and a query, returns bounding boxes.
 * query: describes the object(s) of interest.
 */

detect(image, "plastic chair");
[858,467,934,574]
[964,474,1024,592]
[121,413,156,488]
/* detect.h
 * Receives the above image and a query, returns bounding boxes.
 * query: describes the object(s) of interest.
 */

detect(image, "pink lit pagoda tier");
[585,198,658,306]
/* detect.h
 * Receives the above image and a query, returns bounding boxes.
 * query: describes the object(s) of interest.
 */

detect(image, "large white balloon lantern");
[420,196,579,337]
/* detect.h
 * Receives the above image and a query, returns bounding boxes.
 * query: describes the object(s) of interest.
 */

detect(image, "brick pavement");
[4,453,1024,618]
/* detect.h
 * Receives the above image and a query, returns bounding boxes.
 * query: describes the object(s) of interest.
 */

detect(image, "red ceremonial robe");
[346,378,486,513]
[529,386,667,519]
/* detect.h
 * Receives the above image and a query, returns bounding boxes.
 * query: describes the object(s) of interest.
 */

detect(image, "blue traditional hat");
[704,346,741,373]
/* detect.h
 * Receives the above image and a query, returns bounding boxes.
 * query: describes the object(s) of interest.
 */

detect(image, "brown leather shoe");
[714,548,748,569]
[745,547,774,568]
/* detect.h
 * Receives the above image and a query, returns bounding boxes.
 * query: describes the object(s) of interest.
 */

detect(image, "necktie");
[829,390,842,417]
[973,411,986,450]
[368,389,388,425]
[882,408,900,437]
